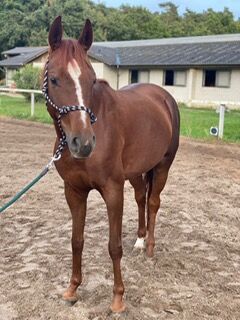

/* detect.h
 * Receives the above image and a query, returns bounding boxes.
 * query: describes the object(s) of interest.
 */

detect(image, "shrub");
[13,64,43,102]
[0,68,5,82]
[0,78,5,87]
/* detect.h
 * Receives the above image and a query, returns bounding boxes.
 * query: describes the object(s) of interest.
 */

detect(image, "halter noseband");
[42,59,97,160]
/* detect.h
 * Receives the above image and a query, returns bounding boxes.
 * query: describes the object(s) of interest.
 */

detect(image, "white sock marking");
[67,59,87,127]
[134,237,145,249]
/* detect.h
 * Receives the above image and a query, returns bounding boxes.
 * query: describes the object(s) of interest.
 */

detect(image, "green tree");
[158,2,184,37]
[0,0,240,55]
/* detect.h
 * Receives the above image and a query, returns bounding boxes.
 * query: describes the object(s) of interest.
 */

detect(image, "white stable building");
[1,33,240,109]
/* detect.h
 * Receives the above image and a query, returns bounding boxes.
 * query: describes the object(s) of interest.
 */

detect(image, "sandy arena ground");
[0,117,239,320]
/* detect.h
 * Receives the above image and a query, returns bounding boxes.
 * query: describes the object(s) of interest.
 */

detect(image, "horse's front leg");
[63,182,88,302]
[102,181,125,313]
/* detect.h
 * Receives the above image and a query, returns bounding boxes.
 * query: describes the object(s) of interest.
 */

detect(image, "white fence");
[0,88,42,116]
[0,87,228,139]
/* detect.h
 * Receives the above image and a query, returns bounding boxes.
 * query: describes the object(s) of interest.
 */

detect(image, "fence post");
[218,104,225,139]
[31,92,35,116]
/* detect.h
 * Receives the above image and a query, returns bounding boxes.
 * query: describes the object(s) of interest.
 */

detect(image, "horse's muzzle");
[68,134,96,159]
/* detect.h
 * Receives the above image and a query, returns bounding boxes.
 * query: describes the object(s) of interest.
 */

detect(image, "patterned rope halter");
[42,58,97,160]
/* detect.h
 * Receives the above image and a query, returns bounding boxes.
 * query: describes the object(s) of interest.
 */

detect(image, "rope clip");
[46,154,62,170]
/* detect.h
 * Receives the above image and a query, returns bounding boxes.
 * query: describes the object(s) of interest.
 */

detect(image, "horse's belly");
[122,128,171,179]
[123,151,166,179]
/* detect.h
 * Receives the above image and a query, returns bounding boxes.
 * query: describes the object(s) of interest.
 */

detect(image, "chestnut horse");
[44,16,180,312]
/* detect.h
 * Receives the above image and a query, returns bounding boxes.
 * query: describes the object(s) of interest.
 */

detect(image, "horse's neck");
[91,80,116,113]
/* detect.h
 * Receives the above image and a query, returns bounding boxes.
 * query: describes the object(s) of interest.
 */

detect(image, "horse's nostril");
[81,143,92,157]
[69,135,94,158]
[71,136,81,152]
[72,137,79,146]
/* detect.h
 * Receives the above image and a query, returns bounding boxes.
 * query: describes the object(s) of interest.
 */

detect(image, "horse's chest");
[55,157,94,188]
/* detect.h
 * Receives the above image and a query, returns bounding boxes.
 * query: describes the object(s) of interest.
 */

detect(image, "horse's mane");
[98,79,109,86]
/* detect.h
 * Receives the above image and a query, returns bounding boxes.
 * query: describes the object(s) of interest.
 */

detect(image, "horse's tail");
[146,169,154,203]
[165,97,180,165]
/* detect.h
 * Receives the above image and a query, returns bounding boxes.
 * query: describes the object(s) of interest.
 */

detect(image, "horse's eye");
[50,77,58,86]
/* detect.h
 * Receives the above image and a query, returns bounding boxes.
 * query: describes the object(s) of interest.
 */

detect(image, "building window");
[130,70,150,84]
[204,70,216,87]
[165,70,174,85]
[203,70,231,87]
[130,70,139,83]
[164,70,187,86]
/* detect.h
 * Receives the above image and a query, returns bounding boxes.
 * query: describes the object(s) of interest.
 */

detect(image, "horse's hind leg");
[146,162,170,257]
[129,176,147,248]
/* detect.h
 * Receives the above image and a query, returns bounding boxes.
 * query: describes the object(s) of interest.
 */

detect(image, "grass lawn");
[0,94,239,143]
[0,94,51,123]
[179,103,240,143]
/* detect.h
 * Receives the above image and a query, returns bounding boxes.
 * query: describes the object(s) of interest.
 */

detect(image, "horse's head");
[46,16,96,159]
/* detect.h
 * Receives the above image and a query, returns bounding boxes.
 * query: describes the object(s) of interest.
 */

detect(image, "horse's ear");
[48,16,63,51]
[79,19,93,51]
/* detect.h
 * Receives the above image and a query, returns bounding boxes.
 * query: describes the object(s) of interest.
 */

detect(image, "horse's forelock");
[49,39,85,70]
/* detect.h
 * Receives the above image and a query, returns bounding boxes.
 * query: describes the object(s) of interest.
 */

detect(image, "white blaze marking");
[67,59,87,127]
[134,237,146,249]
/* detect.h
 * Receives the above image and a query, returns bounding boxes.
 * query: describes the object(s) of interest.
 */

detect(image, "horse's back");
[119,83,179,127]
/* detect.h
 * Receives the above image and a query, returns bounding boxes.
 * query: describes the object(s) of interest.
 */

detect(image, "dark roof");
[89,34,240,67]
[1,34,240,68]
[2,47,48,56]
[0,47,48,67]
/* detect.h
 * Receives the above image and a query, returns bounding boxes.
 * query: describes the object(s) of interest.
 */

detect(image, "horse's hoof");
[134,237,145,249]
[62,290,79,302]
[110,301,126,313]
[146,245,154,258]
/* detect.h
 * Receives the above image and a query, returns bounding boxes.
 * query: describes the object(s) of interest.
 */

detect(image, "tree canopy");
[0,0,240,54]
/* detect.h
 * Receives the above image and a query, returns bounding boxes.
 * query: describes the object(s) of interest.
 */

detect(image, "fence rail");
[0,87,227,140]
[0,87,42,116]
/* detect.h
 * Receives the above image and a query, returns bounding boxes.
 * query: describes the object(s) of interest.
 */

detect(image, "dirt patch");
[0,117,240,320]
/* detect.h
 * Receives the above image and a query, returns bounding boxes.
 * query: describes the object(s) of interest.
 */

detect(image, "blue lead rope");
[0,158,56,214]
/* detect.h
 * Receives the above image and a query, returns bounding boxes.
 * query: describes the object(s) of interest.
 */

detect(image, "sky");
[93,0,240,18]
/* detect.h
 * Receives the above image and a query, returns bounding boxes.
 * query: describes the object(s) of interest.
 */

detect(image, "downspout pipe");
[115,50,121,90]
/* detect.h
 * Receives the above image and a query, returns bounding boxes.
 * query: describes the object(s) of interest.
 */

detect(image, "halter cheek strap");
[42,59,97,160]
